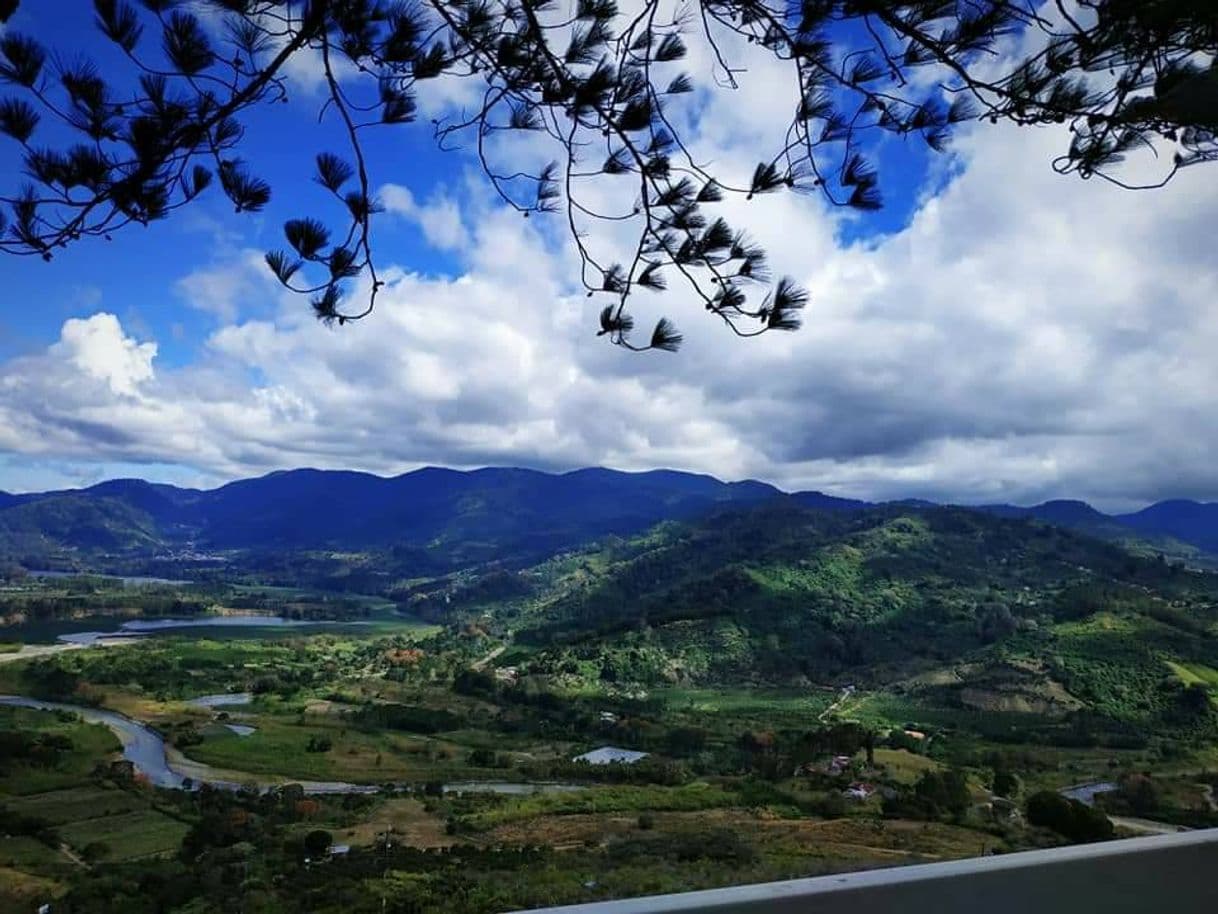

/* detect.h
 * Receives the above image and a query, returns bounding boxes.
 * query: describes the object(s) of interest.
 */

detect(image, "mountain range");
[1,466,1216,568]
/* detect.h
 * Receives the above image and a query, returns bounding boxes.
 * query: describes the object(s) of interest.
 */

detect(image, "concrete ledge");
[512,829,1218,914]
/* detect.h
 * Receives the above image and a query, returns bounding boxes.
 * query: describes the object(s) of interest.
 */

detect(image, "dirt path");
[818,685,856,722]
[57,843,88,868]
[1109,816,1188,836]
[471,644,506,671]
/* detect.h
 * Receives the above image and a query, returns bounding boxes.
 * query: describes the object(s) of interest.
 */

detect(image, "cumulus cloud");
[2,11,1217,512]
[51,314,157,397]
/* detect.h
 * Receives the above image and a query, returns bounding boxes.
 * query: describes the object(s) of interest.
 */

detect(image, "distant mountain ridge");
[0,467,784,566]
[1,466,1217,566]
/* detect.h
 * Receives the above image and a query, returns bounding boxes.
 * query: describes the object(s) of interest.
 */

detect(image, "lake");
[2,614,368,646]
[26,570,192,586]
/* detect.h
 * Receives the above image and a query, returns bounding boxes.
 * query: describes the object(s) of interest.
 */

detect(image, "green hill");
[489,503,1218,744]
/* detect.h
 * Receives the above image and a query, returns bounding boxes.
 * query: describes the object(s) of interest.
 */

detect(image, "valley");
[2,478,1218,912]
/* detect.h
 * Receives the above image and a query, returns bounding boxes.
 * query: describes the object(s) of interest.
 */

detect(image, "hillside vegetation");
[467,504,1218,747]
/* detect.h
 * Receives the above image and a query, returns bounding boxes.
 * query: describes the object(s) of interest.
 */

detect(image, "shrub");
[1026,791,1114,842]
[993,770,1020,799]
[303,829,333,857]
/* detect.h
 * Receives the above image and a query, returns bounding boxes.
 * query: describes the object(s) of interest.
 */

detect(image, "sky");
[0,2,1215,512]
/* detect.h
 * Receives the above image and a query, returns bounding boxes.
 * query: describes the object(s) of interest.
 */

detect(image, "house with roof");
[843,782,876,801]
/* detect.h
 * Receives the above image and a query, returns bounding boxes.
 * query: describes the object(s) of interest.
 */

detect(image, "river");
[0,695,582,797]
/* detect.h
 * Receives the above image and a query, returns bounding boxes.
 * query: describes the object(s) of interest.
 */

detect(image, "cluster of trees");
[0,590,209,623]
[0,804,59,847]
[882,769,972,820]
[0,727,75,770]
[1026,791,1114,842]
[355,702,462,735]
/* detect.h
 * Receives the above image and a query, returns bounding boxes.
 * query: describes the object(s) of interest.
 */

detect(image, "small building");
[797,754,854,778]
[903,729,927,741]
[843,782,876,801]
[573,746,649,765]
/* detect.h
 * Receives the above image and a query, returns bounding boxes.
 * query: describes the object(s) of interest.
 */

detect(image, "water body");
[58,615,357,646]
[0,695,581,797]
[26,570,192,587]
[188,692,253,709]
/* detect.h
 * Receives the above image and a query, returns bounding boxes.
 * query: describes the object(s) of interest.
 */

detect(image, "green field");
[0,836,73,874]
[4,786,146,825]
[459,782,736,831]
[0,709,121,795]
[1166,660,1218,687]
[57,809,190,862]
[179,713,477,782]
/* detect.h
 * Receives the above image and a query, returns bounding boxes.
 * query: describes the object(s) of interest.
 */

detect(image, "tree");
[992,769,1020,799]
[81,840,111,863]
[914,767,972,817]
[303,828,333,856]
[977,603,1018,642]
[1117,772,1162,816]
[0,2,1213,349]
[1026,790,1114,842]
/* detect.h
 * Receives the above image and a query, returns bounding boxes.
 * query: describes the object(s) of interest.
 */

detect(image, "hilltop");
[3,467,1218,574]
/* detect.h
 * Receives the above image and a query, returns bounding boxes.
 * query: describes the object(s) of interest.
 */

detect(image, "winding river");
[0,695,581,797]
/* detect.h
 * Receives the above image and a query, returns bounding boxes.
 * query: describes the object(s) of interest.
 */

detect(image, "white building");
[573,746,649,765]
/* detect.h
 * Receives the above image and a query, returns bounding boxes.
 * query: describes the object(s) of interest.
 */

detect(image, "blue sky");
[0,2,1215,510]
[0,1,466,370]
[0,1,932,369]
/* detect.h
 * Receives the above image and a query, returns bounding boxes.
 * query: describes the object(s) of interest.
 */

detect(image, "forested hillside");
[475,503,1218,746]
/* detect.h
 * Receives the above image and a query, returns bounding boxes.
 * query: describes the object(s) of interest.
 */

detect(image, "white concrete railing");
[512,828,1218,914]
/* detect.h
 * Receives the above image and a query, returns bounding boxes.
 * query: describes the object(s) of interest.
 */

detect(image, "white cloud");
[174,249,275,321]
[381,184,472,252]
[3,8,1217,511]
[51,314,156,398]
